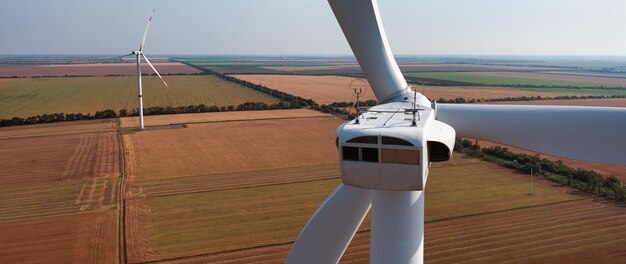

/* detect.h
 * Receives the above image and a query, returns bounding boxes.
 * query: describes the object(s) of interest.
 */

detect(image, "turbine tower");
[285,0,626,264]
[130,9,168,129]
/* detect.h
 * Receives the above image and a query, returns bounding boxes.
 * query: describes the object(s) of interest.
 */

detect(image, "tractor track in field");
[116,118,128,264]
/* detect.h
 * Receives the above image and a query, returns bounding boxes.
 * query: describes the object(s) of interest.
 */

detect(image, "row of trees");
[180,62,318,108]
[455,139,626,201]
[0,101,300,127]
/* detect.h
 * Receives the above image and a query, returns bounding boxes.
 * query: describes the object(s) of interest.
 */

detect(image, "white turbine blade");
[286,183,372,264]
[141,53,169,88]
[139,8,155,51]
[328,0,410,103]
[436,104,626,164]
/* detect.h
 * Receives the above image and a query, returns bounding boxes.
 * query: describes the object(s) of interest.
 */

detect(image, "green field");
[133,154,579,260]
[404,72,608,87]
[0,75,278,118]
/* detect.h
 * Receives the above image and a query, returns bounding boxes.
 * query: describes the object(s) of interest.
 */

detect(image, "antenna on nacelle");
[349,79,368,124]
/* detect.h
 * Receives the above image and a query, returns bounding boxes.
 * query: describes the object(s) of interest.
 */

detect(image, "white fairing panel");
[285,184,372,264]
[328,0,407,103]
[436,104,626,164]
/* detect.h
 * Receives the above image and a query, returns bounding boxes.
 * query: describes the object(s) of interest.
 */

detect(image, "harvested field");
[473,139,626,181]
[123,116,343,180]
[0,177,118,221]
[0,119,122,263]
[0,75,278,119]
[125,148,579,262]
[0,119,116,139]
[119,109,329,128]
[467,71,626,87]
[484,98,626,108]
[0,131,119,188]
[193,199,626,264]
[125,179,343,263]
[0,62,200,77]
[0,210,118,264]
[128,163,340,199]
[231,75,377,104]
[232,74,583,104]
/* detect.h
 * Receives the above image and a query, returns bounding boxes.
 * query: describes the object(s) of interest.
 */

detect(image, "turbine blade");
[328,0,408,103]
[286,183,371,264]
[141,54,169,88]
[436,104,626,164]
[139,8,155,52]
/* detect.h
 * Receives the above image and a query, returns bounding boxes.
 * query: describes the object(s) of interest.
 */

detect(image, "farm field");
[0,210,118,264]
[0,75,278,119]
[123,115,341,180]
[125,152,583,263]
[0,121,119,187]
[232,74,587,104]
[404,72,625,88]
[0,118,116,139]
[0,118,121,263]
[183,58,568,75]
[231,75,377,104]
[119,108,327,128]
[0,62,201,77]
[122,112,603,263]
[178,198,626,264]
[466,71,626,87]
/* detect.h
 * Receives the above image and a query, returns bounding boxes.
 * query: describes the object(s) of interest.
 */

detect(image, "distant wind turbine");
[122,9,168,129]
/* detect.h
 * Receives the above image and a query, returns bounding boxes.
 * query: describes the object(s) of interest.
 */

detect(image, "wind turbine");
[127,9,168,129]
[285,0,626,264]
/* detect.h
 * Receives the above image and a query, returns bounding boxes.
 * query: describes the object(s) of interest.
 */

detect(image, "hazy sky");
[2,0,626,56]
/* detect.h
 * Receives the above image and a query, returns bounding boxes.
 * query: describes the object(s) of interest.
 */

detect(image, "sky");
[1,0,626,56]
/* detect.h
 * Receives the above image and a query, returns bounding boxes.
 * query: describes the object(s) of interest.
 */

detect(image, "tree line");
[455,138,626,201]
[180,61,318,108]
[0,101,300,127]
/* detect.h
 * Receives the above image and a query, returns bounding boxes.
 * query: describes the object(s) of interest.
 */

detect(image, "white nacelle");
[337,102,455,191]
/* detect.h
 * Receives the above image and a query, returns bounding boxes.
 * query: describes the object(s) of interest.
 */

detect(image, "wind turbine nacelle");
[337,102,455,191]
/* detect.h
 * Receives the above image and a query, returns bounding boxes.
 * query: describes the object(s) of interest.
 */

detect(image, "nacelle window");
[361,147,379,163]
[342,146,379,163]
[381,136,413,146]
[342,146,359,161]
[347,136,378,144]
[381,149,420,165]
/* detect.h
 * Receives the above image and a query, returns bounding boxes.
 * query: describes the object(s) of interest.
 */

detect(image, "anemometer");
[349,78,368,124]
